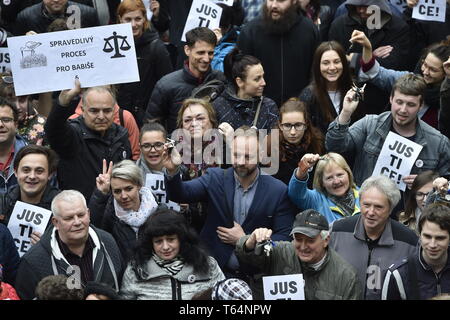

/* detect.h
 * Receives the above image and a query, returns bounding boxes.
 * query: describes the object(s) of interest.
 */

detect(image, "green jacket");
[235,235,362,300]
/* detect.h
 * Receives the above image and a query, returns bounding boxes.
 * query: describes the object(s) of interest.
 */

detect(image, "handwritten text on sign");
[372,132,423,191]
[412,0,447,22]
[263,274,305,300]
[182,0,223,42]
[7,23,139,96]
[7,201,52,257]
[145,174,181,211]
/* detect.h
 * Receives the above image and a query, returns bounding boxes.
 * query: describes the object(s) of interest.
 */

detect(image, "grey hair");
[51,190,87,217]
[359,175,401,212]
[81,86,116,108]
[320,230,330,240]
[111,160,144,187]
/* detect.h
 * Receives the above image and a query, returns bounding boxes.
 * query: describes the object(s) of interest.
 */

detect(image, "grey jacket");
[120,256,225,300]
[329,215,418,300]
[235,235,362,300]
[325,111,450,186]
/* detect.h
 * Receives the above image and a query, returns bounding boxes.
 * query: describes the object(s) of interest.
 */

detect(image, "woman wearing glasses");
[265,98,324,185]
[288,152,360,224]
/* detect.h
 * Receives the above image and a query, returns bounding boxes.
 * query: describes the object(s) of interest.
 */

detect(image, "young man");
[382,204,450,299]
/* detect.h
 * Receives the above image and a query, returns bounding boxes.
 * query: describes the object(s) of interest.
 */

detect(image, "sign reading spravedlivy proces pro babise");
[7,23,139,96]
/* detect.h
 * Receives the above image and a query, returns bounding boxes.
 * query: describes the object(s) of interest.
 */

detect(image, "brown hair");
[391,74,427,105]
[176,98,218,129]
[117,0,150,31]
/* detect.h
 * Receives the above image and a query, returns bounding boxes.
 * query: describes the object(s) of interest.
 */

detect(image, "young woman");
[212,48,279,131]
[116,0,173,127]
[120,208,225,300]
[266,98,324,185]
[288,152,360,223]
[299,41,353,135]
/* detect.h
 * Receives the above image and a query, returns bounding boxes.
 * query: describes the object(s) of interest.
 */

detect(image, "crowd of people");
[0,0,450,301]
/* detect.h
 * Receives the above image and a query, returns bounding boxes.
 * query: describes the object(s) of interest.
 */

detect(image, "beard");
[233,164,258,178]
[262,3,299,34]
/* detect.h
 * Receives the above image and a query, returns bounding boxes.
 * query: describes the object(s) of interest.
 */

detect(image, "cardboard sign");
[211,0,233,6]
[263,274,305,300]
[7,201,52,257]
[372,132,423,191]
[181,0,223,42]
[412,0,447,22]
[7,23,139,96]
[387,0,409,13]
[0,47,11,73]
[145,173,181,211]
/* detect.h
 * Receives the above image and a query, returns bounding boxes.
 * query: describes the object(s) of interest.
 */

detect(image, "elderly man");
[44,81,131,201]
[382,204,450,300]
[14,190,123,300]
[236,209,362,300]
[330,175,418,300]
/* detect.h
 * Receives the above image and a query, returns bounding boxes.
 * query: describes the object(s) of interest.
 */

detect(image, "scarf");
[114,187,158,233]
[152,253,185,276]
[280,140,306,162]
[327,188,356,217]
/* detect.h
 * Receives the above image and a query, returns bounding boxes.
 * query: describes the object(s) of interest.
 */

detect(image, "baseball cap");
[290,209,329,238]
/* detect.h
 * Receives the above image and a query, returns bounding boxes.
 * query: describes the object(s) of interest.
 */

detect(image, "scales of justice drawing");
[103,32,131,58]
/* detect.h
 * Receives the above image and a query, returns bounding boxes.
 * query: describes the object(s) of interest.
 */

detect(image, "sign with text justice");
[372,131,423,191]
[7,201,52,257]
[7,23,139,96]
[412,0,447,22]
[263,274,305,300]
[181,0,223,42]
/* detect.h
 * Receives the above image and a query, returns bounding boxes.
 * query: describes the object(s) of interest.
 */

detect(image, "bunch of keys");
[351,82,366,102]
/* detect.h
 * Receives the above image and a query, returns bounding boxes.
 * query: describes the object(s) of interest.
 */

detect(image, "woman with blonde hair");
[288,152,360,223]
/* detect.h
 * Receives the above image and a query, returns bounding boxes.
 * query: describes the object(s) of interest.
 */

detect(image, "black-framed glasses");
[0,117,14,124]
[140,142,165,151]
[416,191,431,200]
[280,122,307,131]
[1,76,13,84]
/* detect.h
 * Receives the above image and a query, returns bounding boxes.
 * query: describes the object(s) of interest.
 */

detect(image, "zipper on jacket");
[434,272,442,296]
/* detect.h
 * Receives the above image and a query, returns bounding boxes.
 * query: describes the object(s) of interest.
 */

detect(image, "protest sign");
[388,0,408,13]
[7,201,52,257]
[372,131,423,191]
[145,174,181,211]
[412,0,447,22]
[263,274,305,300]
[211,0,233,6]
[181,0,223,42]
[0,47,10,73]
[7,23,139,96]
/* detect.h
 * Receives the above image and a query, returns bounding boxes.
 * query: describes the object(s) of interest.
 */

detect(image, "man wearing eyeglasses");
[44,80,131,201]
[0,97,27,194]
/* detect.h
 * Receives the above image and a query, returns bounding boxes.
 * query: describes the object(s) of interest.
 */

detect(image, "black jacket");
[88,189,137,263]
[144,64,226,133]
[0,184,60,227]
[440,78,450,140]
[44,100,132,201]
[13,1,99,35]
[14,225,123,300]
[116,29,173,128]
[0,224,20,285]
[237,13,319,106]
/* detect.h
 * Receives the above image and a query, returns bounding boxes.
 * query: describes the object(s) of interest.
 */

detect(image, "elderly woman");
[89,159,158,262]
[120,207,225,300]
[288,152,360,224]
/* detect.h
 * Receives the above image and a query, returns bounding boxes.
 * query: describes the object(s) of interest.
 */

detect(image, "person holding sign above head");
[14,190,123,300]
[326,68,450,190]
[144,26,227,134]
[329,175,418,300]
[115,0,173,128]
[13,0,100,35]
[88,159,158,262]
[288,152,360,224]
[235,209,362,300]
[44,80,132,202]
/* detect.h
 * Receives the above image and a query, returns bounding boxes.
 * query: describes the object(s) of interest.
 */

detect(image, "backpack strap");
[251,96,263,129]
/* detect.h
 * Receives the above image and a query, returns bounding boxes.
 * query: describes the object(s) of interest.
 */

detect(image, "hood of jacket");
[345,0,391,28]
[135,28,159,48]
[222,84,262,109]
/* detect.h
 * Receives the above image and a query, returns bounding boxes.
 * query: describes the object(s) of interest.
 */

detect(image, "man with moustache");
[237,0,319,107]
[163,125,295,280]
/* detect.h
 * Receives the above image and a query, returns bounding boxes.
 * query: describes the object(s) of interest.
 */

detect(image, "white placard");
[141,0,154,21]
[372,132,423,191]
[263,274,305,300]
[412,0,447,22]
[7,23,140,96]
[7,201,52,257]
[181,0,223,42]
[388,0,408,13]
[145,173,181,211]
[0,47,11,73]
[211,0,233,6]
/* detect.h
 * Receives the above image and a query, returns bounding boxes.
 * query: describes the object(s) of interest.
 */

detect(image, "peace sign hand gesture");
[96,159,113,195]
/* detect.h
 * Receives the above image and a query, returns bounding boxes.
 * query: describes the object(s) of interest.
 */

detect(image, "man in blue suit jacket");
[164,127,295,278]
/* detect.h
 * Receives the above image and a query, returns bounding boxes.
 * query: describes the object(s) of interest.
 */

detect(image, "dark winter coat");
[0,224,20,285]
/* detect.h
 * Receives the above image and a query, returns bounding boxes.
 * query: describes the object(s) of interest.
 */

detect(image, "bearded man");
[237,0,319,106]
